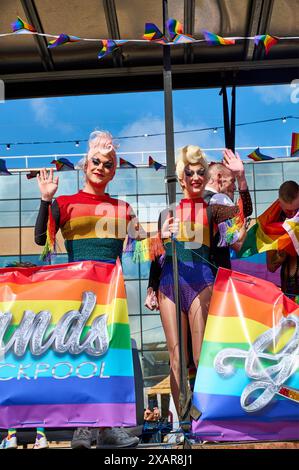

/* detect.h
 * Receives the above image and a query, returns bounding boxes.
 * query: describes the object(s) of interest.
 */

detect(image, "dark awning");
[1,0,298,99]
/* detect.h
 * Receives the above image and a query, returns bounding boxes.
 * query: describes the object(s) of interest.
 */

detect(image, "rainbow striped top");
[54,191,134,263]
[163,198,211,263]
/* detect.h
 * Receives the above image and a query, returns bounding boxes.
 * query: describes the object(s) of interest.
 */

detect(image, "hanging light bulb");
[213,128,218,134]
[282,117,287,124]
[6,144,10,151]
[75,141,80,148]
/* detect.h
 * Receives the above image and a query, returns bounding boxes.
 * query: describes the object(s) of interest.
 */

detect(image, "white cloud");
[117,114,225,164]
[253,85,291,105]
[30,98,74,133]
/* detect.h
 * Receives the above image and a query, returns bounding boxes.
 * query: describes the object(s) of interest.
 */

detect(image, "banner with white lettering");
[0,260,136,428]
[192,268,299,441]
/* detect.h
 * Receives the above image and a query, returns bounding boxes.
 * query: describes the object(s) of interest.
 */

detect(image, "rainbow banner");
[0,260,136,428]
[192,268,299,441]
[231,251,281,286]
[291,132,299,157]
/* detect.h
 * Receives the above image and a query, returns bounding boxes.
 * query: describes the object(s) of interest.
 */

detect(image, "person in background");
[267,181,299,301]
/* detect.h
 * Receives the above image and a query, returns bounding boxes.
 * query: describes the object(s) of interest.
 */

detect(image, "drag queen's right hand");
[37,168,59,202]
[161,216,180,239]
[144,287,159,311]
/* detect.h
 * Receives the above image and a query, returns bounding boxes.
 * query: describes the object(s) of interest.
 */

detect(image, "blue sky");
[0,82,298,168]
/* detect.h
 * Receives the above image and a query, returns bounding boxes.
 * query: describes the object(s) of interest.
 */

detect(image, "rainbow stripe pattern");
[231,251,281,286]
[203,30,235,45]
[0,260,136,428]
[148,156,165,171]
[291,132,299,157]
[247,147,274,161]
[55,192,132,263]
[51,157,75,171]
[143,23,167,44]
[119,157,136,168]
[11,16,36,33]
[254,34,279,54]
[237,200,297,258]
[192,267,299,441]
[48,33,80,48]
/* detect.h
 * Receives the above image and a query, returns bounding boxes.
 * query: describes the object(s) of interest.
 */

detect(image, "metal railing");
[3,145,293,170]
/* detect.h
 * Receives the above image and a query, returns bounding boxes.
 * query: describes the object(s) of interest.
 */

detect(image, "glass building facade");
[1,158,299,387]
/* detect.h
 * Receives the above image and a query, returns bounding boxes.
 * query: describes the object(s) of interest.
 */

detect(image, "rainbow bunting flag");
[26,170,40,179]
[254,34,279,54]
[237,199,298,259]
[148,156,165,171]
[0,159,12,175]
[203,30,235,45]
[142,23,167,44]
[98,39,119,59]
[0,260,136,428]
[247,147,274,161]
[119,158,136,169]
[291,132,299,157]
[166,18,183,40]
[192,267,299,442]
[48,33,80,48]
[51,158,74,171]
[11,16,36,33]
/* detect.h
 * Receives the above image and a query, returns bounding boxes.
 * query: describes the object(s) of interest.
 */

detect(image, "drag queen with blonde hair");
[157,145,245,413]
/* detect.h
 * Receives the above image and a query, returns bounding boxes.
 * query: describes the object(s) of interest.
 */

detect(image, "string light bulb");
[213,128,218,134]
[6,144,10,151]
[282,117,287,124]
[75,141,80,147]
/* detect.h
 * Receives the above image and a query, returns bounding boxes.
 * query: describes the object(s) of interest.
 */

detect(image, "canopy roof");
[1,0,299,99]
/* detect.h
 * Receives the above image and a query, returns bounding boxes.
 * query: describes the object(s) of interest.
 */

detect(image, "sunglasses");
[90,157,114,169]
[184,168,206,177]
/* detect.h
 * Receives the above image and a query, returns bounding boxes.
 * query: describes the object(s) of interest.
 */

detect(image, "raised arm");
[35,169,60,245]
[222,149,252,217]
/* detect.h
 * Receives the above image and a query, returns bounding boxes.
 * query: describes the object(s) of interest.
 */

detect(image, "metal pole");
[162,0,191,424]
[231,86,236,153]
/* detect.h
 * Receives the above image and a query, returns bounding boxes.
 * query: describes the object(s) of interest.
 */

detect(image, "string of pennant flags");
[0,155,166,176]
[6,16,299,59]
[0,133,298,176]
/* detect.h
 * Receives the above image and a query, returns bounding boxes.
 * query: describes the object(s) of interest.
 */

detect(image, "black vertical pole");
[230,86,236,153]
[162,0,191,423]
[221,86,231,149]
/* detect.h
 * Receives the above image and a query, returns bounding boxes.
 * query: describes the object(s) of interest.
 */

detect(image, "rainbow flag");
[0,260,136,428]
[203,30,235,46]
[51,157,74,171]
[48,33,80,48]
[148,156,165,171]
[11,16,36,33]
[254,34,279,54]
[143,23,167,44]
[119,157,136,168]
[167,18,183,40]
[237,200,297,258]
[192,267,299,441]
[247,147,274,161]
[231,252,281,286]
[291,132,299,157]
